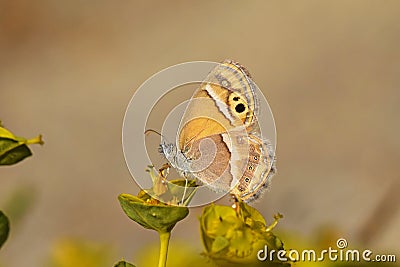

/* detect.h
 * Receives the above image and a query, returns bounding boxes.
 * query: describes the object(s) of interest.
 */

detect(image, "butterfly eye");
[248,165,253,171]
[244,177,250,183]
[238,186,245,192]
[233,96,240,101]
[253,156,258,161]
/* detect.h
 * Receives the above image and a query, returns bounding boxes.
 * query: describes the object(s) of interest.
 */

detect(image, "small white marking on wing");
[204,83,235,124]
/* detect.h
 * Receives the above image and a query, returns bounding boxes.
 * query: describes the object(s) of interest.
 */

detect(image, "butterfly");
[160,60,276,202]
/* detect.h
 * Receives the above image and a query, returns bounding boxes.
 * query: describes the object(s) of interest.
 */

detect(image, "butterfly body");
[161,60,275,202]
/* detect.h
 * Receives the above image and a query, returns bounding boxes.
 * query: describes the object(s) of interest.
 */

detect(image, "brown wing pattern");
[230,135,276,202]
[185,134,233,192]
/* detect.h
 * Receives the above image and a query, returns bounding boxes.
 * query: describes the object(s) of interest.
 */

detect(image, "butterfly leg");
[179,178,189,206]
[230,194,242,215]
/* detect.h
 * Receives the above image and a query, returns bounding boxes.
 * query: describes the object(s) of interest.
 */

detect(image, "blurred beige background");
[1,1,399,266]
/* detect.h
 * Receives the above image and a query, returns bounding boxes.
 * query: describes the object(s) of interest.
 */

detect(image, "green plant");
[117,166,197,267]
[0,121,43,166]
[0,121,43,251]
[199,202,288,266]
[116,166,289,267]
[0,212,9,250]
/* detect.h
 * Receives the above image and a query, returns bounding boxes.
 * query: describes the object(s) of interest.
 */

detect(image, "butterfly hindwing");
[185,134,233,192]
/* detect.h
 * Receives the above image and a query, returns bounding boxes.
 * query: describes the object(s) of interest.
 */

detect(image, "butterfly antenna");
[145,129,170,143]
[145,129,162,137]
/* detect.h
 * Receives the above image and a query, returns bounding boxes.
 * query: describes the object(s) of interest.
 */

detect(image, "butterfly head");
[160,142,176,162]
[160,142,192,175]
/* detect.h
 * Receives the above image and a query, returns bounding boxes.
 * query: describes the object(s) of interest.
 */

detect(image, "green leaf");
[113,260,136,267]
[211,236,230,253]
[0,211,10,249]
[118,193,189,233]
[0,126,16,139]
[0,139,32,165]
[237,201,267,228]
[0,124,43,166]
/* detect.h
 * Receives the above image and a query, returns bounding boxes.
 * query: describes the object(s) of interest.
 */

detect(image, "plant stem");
[158,231,171,267]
